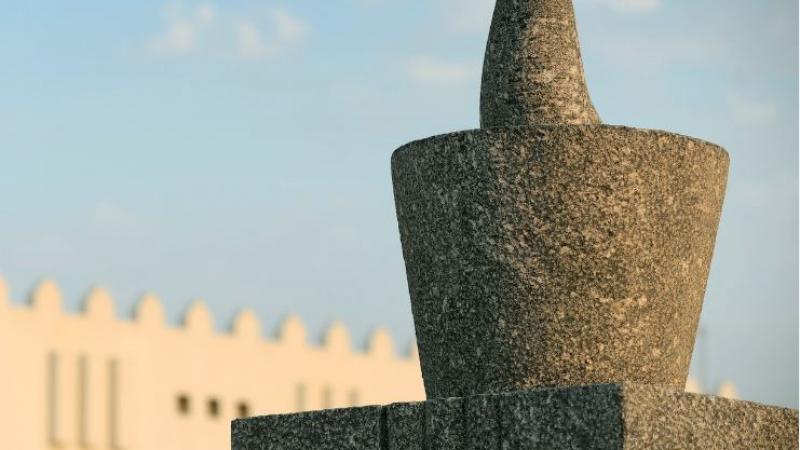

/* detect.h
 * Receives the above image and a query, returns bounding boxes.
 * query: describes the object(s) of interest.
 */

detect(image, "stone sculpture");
[392,0,728,400]
[233,0,798,448]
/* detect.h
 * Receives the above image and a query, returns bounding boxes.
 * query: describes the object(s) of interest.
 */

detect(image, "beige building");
[0,277,425,450]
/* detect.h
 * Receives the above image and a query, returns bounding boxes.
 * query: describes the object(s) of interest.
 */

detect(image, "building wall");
[0,278,425,450]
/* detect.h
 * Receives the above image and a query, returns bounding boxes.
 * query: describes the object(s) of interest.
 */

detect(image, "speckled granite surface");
[481,0,600,127]
[232,406,384,450]
[392,126,729,399]
[232,384,798,450]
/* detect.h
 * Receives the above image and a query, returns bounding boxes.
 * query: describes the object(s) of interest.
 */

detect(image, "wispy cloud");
[273,9,308,44]
[440,0,494,34]
[404,56,478,86]
[89,202,145,236]
[595,33,720,73]
[195,4,215,23]
[235,21,270,59]
[727,92,779,124]
[235,10,308,60]
[149,3,216,55]
[149,3,308,60]
[581,0,662,14]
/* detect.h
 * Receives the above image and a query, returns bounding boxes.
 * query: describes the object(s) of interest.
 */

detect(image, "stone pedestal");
[232,384,798,450]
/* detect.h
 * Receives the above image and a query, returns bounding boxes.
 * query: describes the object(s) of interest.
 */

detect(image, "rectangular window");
[177,394,190,415]
[207,398,220,418]
[237,402,250,418]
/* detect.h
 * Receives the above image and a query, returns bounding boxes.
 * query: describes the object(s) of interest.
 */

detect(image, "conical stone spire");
[481,0,600,127]
[233,3,796,449]
[391,0,729,399]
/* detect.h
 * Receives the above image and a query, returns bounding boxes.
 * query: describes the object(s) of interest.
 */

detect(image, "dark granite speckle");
[232,406,383,450]
[385,402,424,450]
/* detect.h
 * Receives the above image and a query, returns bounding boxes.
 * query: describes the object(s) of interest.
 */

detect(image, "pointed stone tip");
[480,0,601,127]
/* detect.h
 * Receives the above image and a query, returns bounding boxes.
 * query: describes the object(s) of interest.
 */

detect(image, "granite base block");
[232,383,797,450]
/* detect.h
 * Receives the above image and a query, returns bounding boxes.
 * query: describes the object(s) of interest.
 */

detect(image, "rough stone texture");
[392,125,729,399]
[425,397,464,449]
[464,394,500,449]
[231,406,383,450]
[481,0,600,127]
[622,384,799,449]
[498,384,623,449]
[386,402,424,450]
[232,384,799,450]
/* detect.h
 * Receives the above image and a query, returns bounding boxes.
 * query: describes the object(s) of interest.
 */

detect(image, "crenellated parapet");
[0,275,418,361]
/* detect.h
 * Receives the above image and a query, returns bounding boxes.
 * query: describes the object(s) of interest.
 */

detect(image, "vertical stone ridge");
[480,0,601,127]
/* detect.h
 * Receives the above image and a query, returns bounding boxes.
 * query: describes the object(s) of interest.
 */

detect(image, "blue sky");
[0,0,796,407]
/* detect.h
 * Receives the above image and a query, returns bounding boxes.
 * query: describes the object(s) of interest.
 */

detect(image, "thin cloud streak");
[149,3,216,55]
[149,2,308,61]
[404,56,478,86]
[581,0,662,14]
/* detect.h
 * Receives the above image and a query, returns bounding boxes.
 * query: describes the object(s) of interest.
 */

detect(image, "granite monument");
[233,0,798,448]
